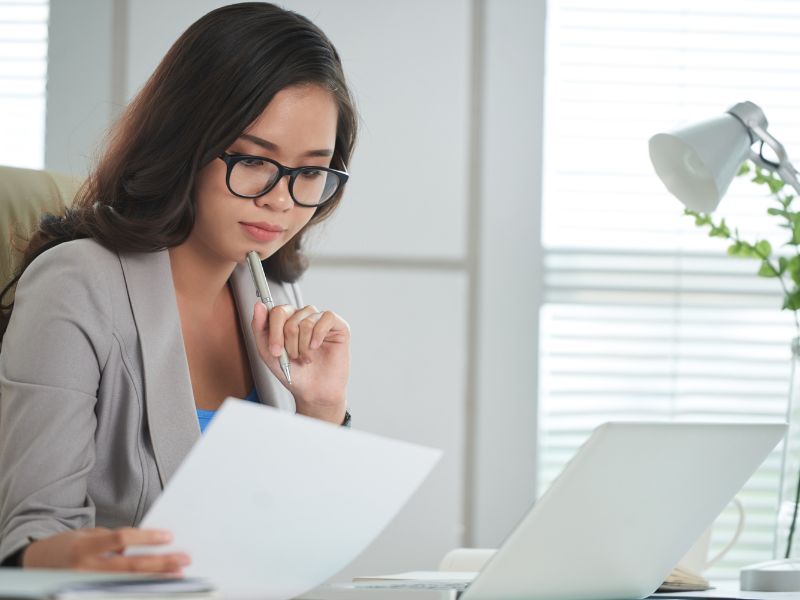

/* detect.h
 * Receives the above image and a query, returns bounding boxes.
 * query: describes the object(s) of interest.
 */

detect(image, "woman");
[0,2,357,572]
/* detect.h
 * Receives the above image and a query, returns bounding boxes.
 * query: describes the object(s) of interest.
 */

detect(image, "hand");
[252,302,350,424]
[22,527,191,574]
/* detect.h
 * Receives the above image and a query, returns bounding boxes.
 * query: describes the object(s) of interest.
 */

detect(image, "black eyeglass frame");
[218,152,350,208]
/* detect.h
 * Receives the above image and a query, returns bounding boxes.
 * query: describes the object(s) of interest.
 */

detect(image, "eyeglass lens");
[229,158,340,205]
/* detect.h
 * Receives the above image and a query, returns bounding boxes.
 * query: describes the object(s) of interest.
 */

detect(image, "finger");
[308,311,337,350]
[268,305,296,358]
[84,552,191,574]
[284,305,320,361]
[77,528,173,556]
[297,312,324,362]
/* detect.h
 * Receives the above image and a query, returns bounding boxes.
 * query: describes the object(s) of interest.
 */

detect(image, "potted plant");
[687,162,800,559]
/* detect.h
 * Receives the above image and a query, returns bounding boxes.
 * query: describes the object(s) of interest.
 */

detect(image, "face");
[188,84,339,264]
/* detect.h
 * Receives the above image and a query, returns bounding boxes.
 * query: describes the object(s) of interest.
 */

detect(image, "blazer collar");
[118,250,194,488]
[118,250,296,487]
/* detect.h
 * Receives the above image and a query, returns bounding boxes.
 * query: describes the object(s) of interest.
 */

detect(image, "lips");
[240,221,286,233]
[240,222,286,243]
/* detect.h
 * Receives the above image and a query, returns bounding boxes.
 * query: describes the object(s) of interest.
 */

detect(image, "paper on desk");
[127,399,441,600]
[351,571,476,590]
[651,587,800,599]
[0,568,214,599]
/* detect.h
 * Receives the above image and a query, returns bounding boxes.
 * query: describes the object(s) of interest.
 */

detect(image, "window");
[540,0,800,578]
[0,0,48,169]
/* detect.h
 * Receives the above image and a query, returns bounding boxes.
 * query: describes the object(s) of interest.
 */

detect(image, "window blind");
[541,0,800,579]
[0,0,48,169]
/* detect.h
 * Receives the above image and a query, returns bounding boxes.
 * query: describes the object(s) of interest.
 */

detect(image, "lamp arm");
[777,164,800,199]
[748,124,800,197]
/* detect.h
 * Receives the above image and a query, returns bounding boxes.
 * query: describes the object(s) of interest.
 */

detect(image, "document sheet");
[0,568,213,599]
[128,399,441,600]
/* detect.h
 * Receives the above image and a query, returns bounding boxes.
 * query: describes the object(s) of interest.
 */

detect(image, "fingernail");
[157,531,173,543]
[270,344,282,356]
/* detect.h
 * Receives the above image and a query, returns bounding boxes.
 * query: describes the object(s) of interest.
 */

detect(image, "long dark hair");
[0,2,357,343]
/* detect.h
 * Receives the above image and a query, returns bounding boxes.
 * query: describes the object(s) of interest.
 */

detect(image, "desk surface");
[300,587,449,600]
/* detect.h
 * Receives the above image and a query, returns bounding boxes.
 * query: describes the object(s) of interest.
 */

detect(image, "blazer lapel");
[229,262,296,413]
[118,250,198,488]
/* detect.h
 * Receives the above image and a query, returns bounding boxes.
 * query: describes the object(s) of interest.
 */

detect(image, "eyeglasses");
[217,152,349,207]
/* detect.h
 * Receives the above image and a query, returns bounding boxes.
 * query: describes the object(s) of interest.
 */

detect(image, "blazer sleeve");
[0,242,113,564]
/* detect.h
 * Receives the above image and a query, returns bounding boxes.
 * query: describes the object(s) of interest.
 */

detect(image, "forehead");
[244,85,338,151]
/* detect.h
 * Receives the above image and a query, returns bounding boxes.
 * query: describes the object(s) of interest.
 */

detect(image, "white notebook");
[350,422,785,600]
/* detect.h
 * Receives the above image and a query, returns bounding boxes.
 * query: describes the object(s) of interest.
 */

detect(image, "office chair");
[0,165,80,294]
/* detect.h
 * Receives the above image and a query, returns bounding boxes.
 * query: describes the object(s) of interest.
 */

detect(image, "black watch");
[1,546,26,567]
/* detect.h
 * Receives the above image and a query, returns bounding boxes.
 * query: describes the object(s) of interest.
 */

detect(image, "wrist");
[295,399,347,425]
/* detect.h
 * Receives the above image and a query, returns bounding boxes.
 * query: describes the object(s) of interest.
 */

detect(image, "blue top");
[197,387,261,433]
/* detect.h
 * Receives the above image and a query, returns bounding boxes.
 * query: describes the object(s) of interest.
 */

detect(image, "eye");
[240,157,266,168]
[299,168,325,179]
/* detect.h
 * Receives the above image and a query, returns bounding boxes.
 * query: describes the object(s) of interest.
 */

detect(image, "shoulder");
[21,238,120,289]
[16,238,120,315]
[27,238,118,272]
[7,239,117,369]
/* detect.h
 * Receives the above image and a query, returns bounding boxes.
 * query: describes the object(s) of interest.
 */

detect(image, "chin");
[237,247,276,263]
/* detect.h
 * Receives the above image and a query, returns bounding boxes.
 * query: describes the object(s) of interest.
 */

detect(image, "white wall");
[45,0,545,582]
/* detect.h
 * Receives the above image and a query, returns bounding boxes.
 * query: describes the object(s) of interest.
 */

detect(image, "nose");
[255,175,292,210]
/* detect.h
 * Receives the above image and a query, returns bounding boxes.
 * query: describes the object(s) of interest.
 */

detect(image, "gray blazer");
[0,239,301,564]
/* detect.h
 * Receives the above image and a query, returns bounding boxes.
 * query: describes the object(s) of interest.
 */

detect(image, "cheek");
[290,208,317,234]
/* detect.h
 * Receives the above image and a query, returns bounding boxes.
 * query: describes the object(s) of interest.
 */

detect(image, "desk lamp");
[649,101,800,593]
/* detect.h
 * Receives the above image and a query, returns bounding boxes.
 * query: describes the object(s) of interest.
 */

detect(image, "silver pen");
[246,251,292,385]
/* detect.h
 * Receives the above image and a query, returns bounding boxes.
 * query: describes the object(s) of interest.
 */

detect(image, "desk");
[299,587,448,600]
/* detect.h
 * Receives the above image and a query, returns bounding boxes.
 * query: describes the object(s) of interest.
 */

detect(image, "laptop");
[353,421,785,600]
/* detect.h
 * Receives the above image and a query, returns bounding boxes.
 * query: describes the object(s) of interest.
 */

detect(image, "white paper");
[438,548,496,571]
[128,399,441,600]
[0,569,214,599]
[351,571,476,590]
[651,587,800,600]
[353,571,477,582]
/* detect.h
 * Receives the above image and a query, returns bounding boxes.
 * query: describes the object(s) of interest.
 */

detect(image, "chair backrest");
[0,165,81,292]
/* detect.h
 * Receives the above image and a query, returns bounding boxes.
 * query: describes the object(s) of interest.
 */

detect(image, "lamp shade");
[649,114,753,213]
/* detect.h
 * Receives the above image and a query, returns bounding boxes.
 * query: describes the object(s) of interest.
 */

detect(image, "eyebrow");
[239,134,334,158]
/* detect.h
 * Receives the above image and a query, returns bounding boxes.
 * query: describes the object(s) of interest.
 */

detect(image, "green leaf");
[768,207,786,217]
[728,242,757,258]
[779,256,789,274]
[784,195,795,208]
[707,218,731,239]
[737,162,751,176]
[685,209,711,228]
[768,178,786,194]
[790,256,800,285]
[755,240,773,257]
[784,288,800,311]
[758,260,778,277]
